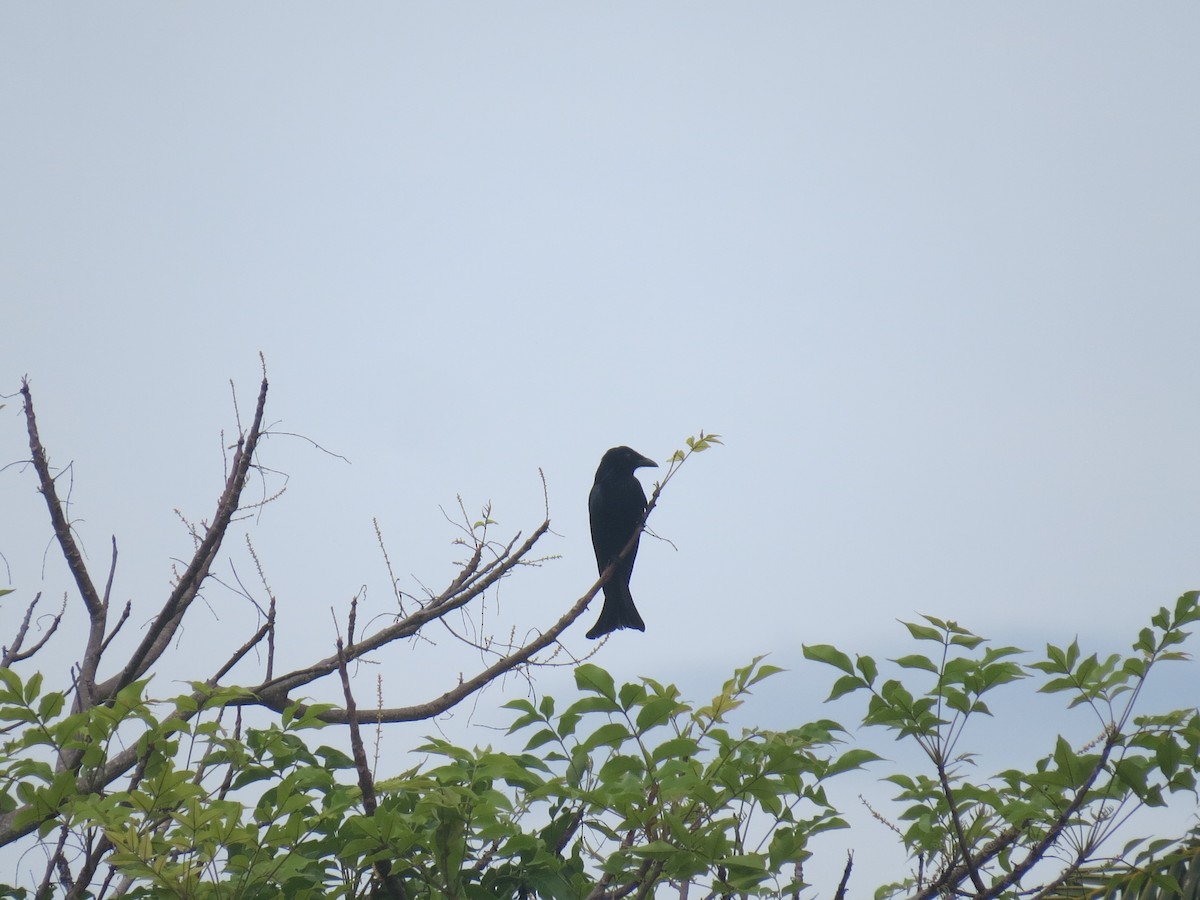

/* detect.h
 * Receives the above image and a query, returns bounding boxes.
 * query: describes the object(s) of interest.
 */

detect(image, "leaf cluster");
[804,593,1200,899]
[500,656,875,896]
[0,659,874,898]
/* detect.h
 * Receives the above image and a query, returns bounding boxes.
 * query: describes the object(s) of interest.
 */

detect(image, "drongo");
[586,445,657,639]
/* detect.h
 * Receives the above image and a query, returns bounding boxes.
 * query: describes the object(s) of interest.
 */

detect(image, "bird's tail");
[585,582,646,640]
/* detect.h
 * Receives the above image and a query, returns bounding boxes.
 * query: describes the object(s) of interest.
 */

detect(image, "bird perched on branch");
[586,445,658,640]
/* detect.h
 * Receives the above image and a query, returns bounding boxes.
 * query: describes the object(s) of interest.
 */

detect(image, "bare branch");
[2,591,65,666]
[266,429,350,464]
[64,833,112,900]
[98,600,131,656]
[101,537,117,608]
[259,470,670,725]
[36,825,71,899]
[253,517,552,705]
[21,379,104,618]
[335,639,406,899]
[266,596,276,681]
[239,449,684,726]
[209,618,273,685]
[833,851,853,900]
[102,374,269,700]
[336,638,375,813]
[375,517,409,616]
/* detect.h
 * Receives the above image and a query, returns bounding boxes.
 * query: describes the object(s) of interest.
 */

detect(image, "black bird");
[586,445,658,640]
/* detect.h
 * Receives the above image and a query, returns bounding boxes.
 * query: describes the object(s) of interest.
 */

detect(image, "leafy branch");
[804,593,1200,899]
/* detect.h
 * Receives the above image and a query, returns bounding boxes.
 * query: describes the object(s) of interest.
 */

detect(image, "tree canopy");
[1,372,1197,898]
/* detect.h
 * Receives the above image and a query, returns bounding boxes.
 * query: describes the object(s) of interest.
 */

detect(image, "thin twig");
[2,592,65,666]
[101,537,117,608]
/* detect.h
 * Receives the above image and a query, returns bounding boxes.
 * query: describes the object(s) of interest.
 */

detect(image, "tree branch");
[937,757,986,892]
[2,591,65,666]
[104,374,269,700]
[21,379,104,618]
[976,734,1118,899]
[254,471,670,725]
[912,825,1020,900]
[833,851,853,900]
[254,518,550,701]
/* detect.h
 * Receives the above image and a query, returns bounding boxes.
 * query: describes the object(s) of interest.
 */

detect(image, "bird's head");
[598,446,658,475]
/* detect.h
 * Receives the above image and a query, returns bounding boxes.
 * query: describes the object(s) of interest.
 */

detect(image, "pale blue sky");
[2,4,1198,893]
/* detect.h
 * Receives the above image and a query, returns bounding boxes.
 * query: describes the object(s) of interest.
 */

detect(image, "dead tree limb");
[105,373,269,701]
[252,476,667,724]
[21,380,104,619]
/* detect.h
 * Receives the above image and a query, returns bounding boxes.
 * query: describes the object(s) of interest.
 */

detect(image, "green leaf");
[803,644,854,674]
[1135,627,1156,655]
[501,697,537,715]
[37,692,65,720]
[563,695,622,718]
[942,688,971,715]
[825,748,883,776]
[597,754,643,783]
[581,722,630,753]
[1155,738,1182,778]
[633,840,681,860]
[635,698,678,734]
[903,621,943,643]
[1114,757,1151,800]
[826,674,866,702]
[746,662,786,686]
[1174,591,1200,624]
[719,853,767,873]
[23,672,43,704]
[522,728,560,752]
[618,682,646,710]
[574,664,616,701]
[893,654,938,674]
[652,737,699,764]
[1148,871,1184,894]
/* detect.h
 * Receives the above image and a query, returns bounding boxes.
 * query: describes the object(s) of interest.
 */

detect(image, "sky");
[2,4,1199,894]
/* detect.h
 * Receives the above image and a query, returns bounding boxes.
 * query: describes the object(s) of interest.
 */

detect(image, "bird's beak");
[636,454,658,469]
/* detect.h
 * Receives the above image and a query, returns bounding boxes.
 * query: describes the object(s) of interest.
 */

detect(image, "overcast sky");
[2,4,1198,893]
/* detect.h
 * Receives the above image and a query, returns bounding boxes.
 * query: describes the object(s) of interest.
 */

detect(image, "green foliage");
[1048,829,1200,899]
[2,593,1197,897]
[0,658,871,897]
[496,655,871,896]
[804,592,1200,899]
[667,430,723,464]
[0,670,157,840]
